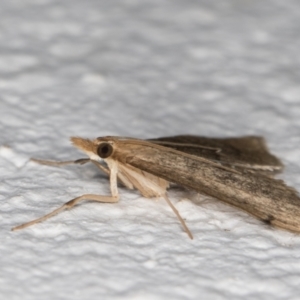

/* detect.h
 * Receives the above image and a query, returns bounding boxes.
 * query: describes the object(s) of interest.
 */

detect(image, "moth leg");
[31,158,91,166]
[11,193,119,231]
[163,194,193,240]
[90,160,110,176]
[31,157,112,177]
[44,159,128,188]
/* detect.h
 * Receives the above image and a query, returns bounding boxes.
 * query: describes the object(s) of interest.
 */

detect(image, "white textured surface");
[1,0,300,299]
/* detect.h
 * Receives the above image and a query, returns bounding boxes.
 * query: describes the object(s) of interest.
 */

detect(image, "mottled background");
[1,0,300,299]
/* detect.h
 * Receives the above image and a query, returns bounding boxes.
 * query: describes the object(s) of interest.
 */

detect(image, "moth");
[12,135,300,239]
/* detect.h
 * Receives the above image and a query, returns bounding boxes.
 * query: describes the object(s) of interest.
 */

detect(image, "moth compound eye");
[97,143,113,158]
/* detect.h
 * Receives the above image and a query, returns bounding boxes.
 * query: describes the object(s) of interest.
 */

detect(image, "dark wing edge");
[148,135,283,174]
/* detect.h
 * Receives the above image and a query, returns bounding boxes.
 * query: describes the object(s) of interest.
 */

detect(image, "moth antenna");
[163,194,193,240]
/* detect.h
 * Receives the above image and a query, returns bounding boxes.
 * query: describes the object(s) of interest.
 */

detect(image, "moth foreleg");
[12,194,119,231]
[30,158,91,166]
[31,158,112,177]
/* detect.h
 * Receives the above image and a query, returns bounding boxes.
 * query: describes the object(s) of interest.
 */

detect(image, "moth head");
[70,136,115,161]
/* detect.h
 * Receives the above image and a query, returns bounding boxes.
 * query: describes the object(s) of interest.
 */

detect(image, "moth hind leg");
[12,193,119,231]
[163,194,193,240]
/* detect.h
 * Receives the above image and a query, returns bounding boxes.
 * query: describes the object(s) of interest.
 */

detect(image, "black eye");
[97,143,113,158]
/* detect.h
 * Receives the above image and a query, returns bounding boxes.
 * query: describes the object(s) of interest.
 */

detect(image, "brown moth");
[12,135,300,239]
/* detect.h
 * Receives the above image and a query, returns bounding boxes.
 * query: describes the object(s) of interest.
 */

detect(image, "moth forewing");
[120,139,300,232]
